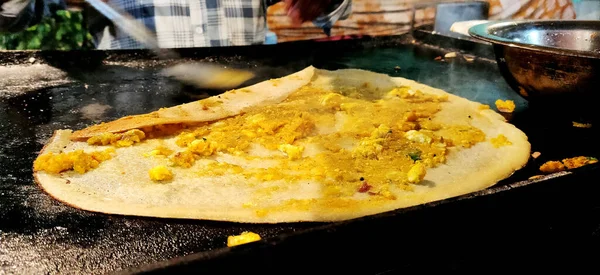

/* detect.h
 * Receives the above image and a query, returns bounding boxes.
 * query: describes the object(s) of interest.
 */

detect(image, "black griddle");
[0,30,598,274]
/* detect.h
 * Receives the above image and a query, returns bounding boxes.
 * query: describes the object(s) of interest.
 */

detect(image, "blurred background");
[0,0,595,51]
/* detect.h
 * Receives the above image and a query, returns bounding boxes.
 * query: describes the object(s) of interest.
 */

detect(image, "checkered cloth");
[1,0,351,49]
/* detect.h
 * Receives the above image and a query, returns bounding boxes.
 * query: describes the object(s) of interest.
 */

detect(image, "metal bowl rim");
[468,19,600,59]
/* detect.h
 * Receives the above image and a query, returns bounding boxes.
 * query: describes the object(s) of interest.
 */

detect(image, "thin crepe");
[34,66,531,223]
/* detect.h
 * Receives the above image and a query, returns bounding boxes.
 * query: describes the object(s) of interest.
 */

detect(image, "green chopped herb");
[408,151,421,162]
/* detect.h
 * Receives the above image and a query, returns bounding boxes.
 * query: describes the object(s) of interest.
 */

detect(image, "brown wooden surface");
[266,0,576,43]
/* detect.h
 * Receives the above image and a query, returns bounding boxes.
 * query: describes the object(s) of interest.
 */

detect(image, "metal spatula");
[85,0,255,89]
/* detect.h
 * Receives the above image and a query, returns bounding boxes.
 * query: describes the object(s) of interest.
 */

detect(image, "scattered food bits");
[528,175,544,180]
[531,152,541,159]
[539,156,597,173]
[444,52,457,58]
[434,56,443,61]
[227,231,261,247]
[463,55,475,62]
[394,66,401,71]
[149,165,173,182]
[572,121,592,128]
[495,99,516,113]
[33,149,115,174]
[562,156,598,170]
[539,161,565,173]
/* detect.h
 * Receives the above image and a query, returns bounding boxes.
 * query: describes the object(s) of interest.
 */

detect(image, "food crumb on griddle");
[572,121,592,128]
[539,156,598,173]
[495,99,515,113]
[562,156,598,169]
[531,152,541,159]
[444,52,457,58]
[394,66,401,71]
[528,175,544,180]
[539,161,565,173]
[227,231,261,247]
[434,56,443,61]
[463,55,475,62]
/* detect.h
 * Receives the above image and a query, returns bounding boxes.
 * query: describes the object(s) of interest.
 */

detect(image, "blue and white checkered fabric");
[94,0,352,49]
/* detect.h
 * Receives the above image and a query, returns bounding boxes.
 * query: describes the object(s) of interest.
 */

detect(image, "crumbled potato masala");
[87,129,146,147]
[34,148,115,174]
[149,165,173,182]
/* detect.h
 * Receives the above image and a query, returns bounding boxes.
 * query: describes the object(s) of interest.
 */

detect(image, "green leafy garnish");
[0,9,94,50]
[408,150,421,162]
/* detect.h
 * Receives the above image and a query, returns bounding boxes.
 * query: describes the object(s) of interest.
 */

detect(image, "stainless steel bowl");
[469,20,600,105]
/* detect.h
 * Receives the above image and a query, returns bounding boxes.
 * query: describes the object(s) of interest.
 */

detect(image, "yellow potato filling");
[149,165,173,182]
[34,148,115,174]
[86,129,146,147]
[177,84,486,200]
[490,134,512,148]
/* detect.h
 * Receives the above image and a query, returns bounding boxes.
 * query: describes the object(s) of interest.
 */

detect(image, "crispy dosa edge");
[69,66,317,141]
[33,67,531,223]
